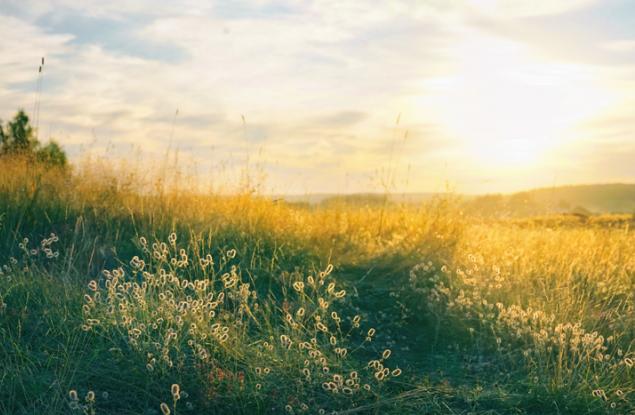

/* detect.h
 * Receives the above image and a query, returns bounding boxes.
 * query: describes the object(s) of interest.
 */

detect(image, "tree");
[1,110,37,154]
[0,118,5,144]
[0,109,67,167]
[36,141,67,167]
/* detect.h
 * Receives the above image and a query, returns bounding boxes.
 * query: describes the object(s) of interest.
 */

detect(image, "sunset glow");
[2,3,635,414]
[417,32,617,168]
[1,0,634,193]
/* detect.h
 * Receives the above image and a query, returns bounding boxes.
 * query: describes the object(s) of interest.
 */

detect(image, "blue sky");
[1,0,634,194]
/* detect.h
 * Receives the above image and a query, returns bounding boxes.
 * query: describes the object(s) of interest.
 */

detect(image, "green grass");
[0,157,633,414]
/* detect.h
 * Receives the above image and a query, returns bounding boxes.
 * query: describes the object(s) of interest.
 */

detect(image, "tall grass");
[408,222,634,413]
[1,154,633,414]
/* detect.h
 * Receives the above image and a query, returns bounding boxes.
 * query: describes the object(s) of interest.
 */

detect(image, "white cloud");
[459,0,598,18]
[604,39,635,52]
[0,0,633,194]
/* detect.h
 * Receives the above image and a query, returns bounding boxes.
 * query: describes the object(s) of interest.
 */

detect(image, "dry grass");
[0,155,633,414]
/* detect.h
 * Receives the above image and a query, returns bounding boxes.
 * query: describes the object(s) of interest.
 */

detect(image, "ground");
[0,157,633,414]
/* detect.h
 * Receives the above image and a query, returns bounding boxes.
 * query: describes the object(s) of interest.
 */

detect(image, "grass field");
[0,156,633,414]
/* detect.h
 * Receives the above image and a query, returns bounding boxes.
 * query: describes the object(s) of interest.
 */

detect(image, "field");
[0,156,634,415]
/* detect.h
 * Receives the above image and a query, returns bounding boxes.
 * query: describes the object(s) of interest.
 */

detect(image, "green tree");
[36,141,67,167]
[1,109,67,167]
[0,118,5,144]
[1,109,37,154]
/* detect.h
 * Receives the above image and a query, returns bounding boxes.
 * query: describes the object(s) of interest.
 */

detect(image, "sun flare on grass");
[2,1,635,413]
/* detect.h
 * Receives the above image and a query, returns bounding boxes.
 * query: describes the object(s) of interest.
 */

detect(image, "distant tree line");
[0,109,67,167]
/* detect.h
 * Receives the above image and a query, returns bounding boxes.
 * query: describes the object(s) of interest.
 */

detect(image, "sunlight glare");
[417,34,614,167]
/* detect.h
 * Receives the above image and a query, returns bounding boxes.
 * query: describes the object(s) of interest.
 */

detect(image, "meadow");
[0,155,633,414]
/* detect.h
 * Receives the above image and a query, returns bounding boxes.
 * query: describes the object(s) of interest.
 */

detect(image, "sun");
[416,33,614,168]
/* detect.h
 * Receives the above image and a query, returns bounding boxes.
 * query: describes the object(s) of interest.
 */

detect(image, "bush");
[0,109,67,167]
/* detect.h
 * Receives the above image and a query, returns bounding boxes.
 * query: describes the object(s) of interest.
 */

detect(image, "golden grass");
[0,154,633,414]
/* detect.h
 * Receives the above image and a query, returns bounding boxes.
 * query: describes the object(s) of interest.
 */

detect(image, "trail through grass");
[1,157,633,414]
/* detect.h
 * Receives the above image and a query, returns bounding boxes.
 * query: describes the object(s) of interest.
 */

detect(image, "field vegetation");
[0,153,633,414]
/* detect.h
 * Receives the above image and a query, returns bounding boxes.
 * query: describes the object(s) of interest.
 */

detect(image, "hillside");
[281,184,635,216]
[465,183,635,216]
[1,157,634,414]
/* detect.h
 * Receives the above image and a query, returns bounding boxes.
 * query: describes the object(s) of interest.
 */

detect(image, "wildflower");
[171,384,181,400]
[592,389,607,400]
[130,256,145,269]
[69,390,78,401]
[280,334,292,348]
[160,402,171,415]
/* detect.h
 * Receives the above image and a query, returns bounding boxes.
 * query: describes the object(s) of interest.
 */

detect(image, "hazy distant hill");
[464,183,635,216]
[279,184,635,216]
[278,192,440,207]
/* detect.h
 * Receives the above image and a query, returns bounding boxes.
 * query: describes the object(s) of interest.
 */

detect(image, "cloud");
[0,0,634,193]
[309,111,368,127]
[36,12,187,62]
[604,39,635,53]
[459,0,598,19]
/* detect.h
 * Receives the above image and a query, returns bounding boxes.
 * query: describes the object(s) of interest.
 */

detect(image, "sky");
[1,0,634,194]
